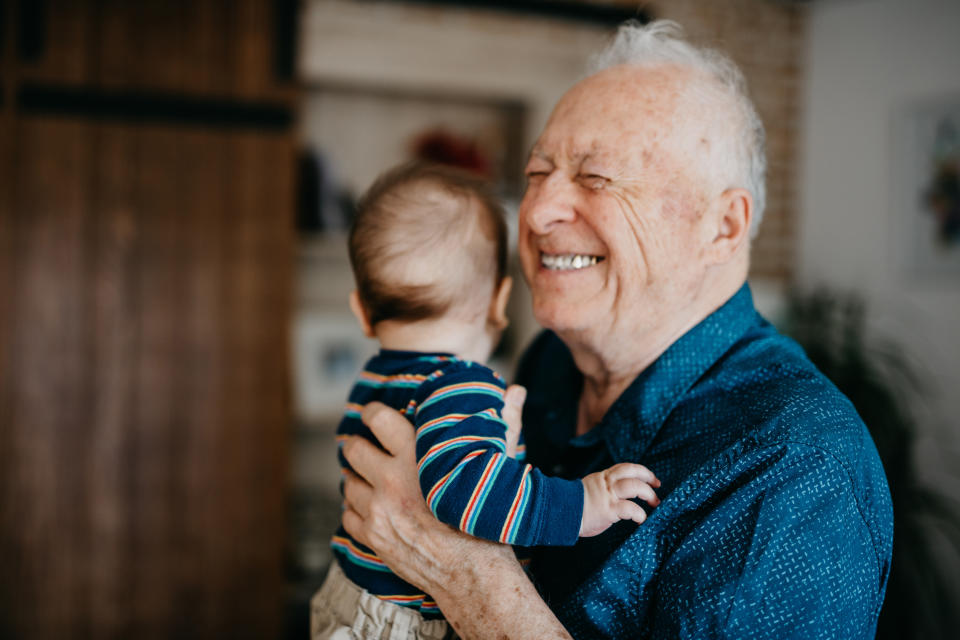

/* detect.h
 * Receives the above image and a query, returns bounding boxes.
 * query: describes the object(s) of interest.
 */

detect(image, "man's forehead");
[527,141,618,165]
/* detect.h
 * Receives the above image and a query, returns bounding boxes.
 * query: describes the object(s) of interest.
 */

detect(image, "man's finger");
[341,434,391,484]
[342,468,373,517]
[502,385,526,458]
[341,507,370,548]
[361,402,415,456]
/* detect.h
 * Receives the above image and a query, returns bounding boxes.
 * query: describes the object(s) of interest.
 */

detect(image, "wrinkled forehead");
[532,64,700,164]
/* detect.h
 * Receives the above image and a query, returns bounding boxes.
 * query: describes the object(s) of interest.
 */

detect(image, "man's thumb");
[502,385,527,458]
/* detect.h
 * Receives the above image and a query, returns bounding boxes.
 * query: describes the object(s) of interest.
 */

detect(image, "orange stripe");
[500,465,530,543]
[459,454,499,531]
[417,413,472,433]
[331,535,385,566]
[426,450,484,506]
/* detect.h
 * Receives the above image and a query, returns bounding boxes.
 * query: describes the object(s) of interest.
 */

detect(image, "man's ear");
[349,290,376,338]
[488,276,513,331]
[705,187,752,264]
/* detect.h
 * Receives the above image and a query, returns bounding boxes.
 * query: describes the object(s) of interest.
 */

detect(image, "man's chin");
[533,304,589,337]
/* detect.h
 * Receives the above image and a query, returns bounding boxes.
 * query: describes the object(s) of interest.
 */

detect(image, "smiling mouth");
[540,253,605,271]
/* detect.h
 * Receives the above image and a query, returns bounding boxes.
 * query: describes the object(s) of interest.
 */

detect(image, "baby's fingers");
[613,478,660,506]
[617,499,649,525]
[606,462,661,487]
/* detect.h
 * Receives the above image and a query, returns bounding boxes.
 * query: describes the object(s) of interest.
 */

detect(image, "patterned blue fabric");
[518,284,893,639]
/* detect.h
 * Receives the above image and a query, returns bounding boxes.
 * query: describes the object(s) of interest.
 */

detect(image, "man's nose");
[521,176,578,234]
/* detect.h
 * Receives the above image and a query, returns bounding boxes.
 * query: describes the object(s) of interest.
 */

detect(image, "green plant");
[782,288,960,639]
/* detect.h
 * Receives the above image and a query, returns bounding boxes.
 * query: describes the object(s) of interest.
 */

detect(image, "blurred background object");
[2,0,959,638]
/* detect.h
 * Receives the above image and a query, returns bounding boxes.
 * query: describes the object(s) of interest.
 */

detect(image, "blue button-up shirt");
[518,285,893,639]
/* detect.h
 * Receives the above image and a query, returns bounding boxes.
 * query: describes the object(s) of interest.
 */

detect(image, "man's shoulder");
[706,323,863,444]
[689,323,891,530]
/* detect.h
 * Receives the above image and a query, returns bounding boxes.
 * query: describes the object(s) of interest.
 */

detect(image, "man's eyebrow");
[526,147,596,164]
[527,147,549,162]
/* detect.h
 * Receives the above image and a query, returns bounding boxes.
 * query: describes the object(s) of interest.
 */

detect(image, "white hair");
[589,20,767,236]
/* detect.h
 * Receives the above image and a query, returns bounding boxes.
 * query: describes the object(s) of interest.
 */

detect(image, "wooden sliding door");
[0,1,297,637]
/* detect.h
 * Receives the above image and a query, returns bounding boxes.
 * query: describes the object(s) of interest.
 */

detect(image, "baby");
[311,162,660,640]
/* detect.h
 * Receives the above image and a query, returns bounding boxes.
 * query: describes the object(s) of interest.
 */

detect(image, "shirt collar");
[597,283,758,462]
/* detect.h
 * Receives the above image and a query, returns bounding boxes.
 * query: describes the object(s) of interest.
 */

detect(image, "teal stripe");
[421,440,475,474]
[420,437,504,473]
[427,457,474,515]
[331,543,393,573]
[356,379,421,389]
[419,387,503,412]
[415,355,456,364]
[507,474,532,543]
[382,597,424,608]
[464,454,504,535]
[415,418,461,440]
[415,409,507,433]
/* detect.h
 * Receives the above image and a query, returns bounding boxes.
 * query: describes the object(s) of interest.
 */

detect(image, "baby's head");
[348,162,512,360]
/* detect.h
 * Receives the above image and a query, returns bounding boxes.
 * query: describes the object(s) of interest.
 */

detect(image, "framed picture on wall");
[293,311,378,424]
[898,96,960,278]
[298,82,527,234]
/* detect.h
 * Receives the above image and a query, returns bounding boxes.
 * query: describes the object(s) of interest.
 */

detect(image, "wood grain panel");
[214,130,292,637]
[5,116,93,638]
[94,0,143,90]
[86,122,139,639]
[0,23,16,638]
[230,0,274,100]
[17,0,94,84]
[171,126,225,636]
[2,1,295,637]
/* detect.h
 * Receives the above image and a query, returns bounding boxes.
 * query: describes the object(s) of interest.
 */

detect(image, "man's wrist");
[423,526,520,608]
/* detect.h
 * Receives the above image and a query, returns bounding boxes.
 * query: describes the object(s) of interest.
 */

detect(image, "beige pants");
[311,563,451,640]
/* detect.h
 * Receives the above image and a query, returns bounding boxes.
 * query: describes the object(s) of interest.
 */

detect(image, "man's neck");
[566,273,747,436]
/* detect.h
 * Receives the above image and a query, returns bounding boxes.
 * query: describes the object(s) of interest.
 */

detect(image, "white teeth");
[540,253,601,271]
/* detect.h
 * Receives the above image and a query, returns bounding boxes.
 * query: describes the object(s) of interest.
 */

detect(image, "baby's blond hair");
[348,162,507,327]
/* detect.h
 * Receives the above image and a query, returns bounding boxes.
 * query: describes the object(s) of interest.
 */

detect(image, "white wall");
[299,0,611,157]
[800,0,960,493]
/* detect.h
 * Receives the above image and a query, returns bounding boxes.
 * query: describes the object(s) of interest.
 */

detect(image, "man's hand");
[340,402,456,589]
[340,398,573,640]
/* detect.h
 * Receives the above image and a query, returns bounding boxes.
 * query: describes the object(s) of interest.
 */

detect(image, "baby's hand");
[579,463,661,537]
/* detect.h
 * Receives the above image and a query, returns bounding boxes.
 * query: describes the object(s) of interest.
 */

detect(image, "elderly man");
[340,20,892,639]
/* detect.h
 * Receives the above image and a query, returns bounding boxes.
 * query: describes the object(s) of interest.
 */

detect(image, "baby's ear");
[349,290,376,338]
[488,276,513,331]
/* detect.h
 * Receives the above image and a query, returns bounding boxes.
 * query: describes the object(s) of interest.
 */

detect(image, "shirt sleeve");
[648,444,886,639]
[413,365,583,547]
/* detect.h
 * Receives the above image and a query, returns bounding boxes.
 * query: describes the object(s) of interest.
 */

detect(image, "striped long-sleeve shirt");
[331,349,583,618]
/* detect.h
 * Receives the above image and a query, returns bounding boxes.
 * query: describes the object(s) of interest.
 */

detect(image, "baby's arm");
[414,367,581,546]
[579,463,661,537]
[414,367,660,546]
